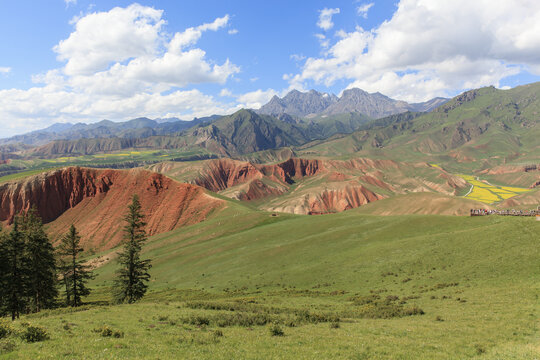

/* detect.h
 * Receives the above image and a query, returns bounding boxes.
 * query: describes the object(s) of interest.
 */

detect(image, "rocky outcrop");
[0,167,224,250]
[307,185,383,215]
[193,158,262,192]
[259,158,323,184]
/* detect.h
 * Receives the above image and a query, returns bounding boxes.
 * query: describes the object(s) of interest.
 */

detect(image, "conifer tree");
[113,195,152,304]
[0,217,27,320]
[57,225,93,307]
[0,224,8,316]
[21,207,58,312]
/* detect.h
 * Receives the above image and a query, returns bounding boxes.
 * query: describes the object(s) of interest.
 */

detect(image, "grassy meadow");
[1,201,538,359]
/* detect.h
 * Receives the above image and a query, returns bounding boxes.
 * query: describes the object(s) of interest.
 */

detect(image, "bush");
[0,339,16,354]
[94,325,124,338]
[20,326,49,343]
[330,321,340,329]
[269,324,284,336]
[0,323,13,339]
[183,315,210,327]
[351,294,381,306]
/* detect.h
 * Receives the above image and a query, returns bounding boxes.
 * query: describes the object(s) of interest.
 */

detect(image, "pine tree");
[57,225,94,307]
[0,224,8,316]
[21,207,58,312]
[113,195,152,304]
[0,217,27,320]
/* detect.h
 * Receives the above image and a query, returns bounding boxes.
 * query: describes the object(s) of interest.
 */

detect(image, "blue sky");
[1,0,539,137]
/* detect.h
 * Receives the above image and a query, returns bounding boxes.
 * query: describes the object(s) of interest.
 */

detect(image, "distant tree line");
[0,194,152,320]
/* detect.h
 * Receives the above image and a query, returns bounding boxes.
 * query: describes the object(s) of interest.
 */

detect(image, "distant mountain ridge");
[258,88,449,118]
[0,115,221,146]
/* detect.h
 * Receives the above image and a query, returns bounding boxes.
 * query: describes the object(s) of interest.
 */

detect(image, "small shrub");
[94,325,123,338]
[184,315,210,327]
[0,323,13,339]
[330,321,340,329]
[269,324,284,337]
[0,339,16,354]
[158,315,169,322]
[403,306,425,316]
[351,294,380,305]
[435,316,444,322]
[474,344,486,354]
[63,323,71,331]
[213,330,223,338]
[21,326,49,343]
[284,319,297,328]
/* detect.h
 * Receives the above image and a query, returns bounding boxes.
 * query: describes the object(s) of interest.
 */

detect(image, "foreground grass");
[2,211,539,359]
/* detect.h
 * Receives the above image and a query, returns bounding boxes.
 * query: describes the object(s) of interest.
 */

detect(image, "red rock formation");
[307,185,383,215]
[258,158,323,184]
[238,179,286,201]
[0,167,224,250]
[193,158,262,192]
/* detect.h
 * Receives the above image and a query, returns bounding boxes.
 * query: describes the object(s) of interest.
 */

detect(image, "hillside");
[149,157,477,214]
[0,167,224,250]
[299,83,540,173]
[6,206,538,359]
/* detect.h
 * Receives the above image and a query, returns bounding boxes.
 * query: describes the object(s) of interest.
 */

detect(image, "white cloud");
[236,89,278,109]
[315,34,330,48]
[219,88,233,97]
[64,0,76,7]
[0,67,11,74]
[169,15,229,52]
[357,3,374,18]
[317,8,340,31]
[228,29,239,35]
[0,5,241,137]
[291,0,540,102]
[55,4,165,76]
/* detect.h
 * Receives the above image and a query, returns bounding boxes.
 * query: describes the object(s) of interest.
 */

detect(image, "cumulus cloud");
[0,67,11,74]
[356,3,374,18]
[317,8,340,31]
[236,89,278,109]
[292,0,540,102]
[0,5,241,137]
[55,4,165,76]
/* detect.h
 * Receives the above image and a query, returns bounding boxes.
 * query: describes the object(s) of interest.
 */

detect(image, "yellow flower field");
[459,174,531,204]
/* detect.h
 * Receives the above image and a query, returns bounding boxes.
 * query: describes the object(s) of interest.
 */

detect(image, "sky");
[1,0,540,137]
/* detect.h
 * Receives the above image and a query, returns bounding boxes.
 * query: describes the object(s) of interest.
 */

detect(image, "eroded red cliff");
[0,167,224,250]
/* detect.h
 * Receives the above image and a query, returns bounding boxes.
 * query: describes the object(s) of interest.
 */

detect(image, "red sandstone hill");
[150,157,466,215]
[0,167,224,250]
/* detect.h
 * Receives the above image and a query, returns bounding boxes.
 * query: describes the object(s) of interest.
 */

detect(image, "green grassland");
[0,148,216,183]
[2,201,538,359]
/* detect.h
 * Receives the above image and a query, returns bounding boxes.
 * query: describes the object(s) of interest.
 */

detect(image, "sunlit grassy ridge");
[3,203,539,359]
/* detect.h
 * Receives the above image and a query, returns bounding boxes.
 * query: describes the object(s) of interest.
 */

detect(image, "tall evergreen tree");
[0,224,8,316]
[113,195,152,304]
[0,217,27,320]
[21,207,58,312]
[57,225,94,307]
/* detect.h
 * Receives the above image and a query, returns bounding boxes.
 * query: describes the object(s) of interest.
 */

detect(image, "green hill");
[6,200,538,359]
[300,83,540,173]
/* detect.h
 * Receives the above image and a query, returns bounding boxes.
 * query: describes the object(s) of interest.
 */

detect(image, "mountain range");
[258,88,448,118]
[0,88,447,147]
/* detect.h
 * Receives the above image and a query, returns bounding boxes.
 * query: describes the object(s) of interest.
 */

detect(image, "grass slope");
[3,204,539,359]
